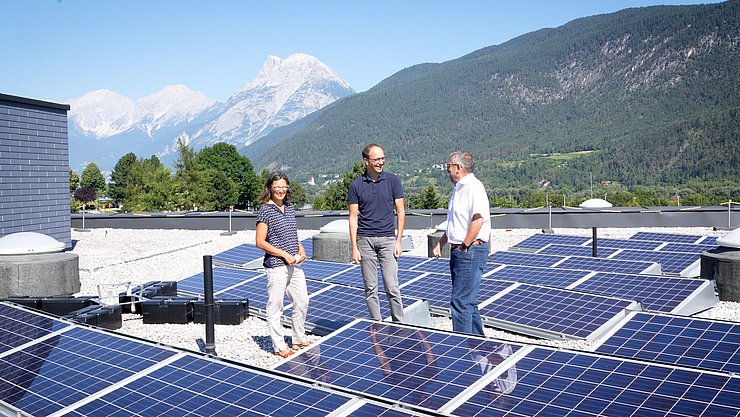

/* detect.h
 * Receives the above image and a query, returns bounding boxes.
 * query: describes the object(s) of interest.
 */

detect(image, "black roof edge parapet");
[0,92,71,111]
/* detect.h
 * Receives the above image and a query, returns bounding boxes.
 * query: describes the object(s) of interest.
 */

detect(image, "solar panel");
[0,325,177,416]
[396,255,435,270]
[510,233,590,251]
[446,346,740,417]
[216,276,330,314]
[324,267,426,290]
[298,259,355,280]
[488,251,565,268]
[479,283,638,340]
[593,312,740,374]
[556,255,662,275]
[212,243,265,267]
[275,321,525,412]
[536,244,620,258]
[609,249,701,276]
[409,257,501,276]
[61,354,355,417]
[591,238,665,251]
[570,272,717,315]
[482,265,591,288]
[300,237,313,258]
[285,286,422,335]
[0,303,70,353]
[177,267,263,295]
[629,231,714,245]
[659,242,718,253]
[400,273,514,313]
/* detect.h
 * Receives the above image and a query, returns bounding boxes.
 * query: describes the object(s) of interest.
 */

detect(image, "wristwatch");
[459,241,469,251]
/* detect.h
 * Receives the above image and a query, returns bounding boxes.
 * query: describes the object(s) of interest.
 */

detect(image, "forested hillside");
[251,1,738,194]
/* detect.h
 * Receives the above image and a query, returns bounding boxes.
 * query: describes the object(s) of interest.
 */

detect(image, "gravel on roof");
[70,226,737,369]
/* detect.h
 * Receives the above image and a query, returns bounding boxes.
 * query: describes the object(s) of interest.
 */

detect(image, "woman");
[255,171,310,358]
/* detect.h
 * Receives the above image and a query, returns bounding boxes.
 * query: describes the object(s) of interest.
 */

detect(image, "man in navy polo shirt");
[348,143,406,322]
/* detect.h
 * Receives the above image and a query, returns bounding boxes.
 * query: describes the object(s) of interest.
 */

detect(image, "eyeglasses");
[446,163,460,170]
[271,186,290,191]
[365,156,386,163]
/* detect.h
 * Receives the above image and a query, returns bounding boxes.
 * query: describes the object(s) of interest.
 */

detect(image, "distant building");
[0,93,72,248]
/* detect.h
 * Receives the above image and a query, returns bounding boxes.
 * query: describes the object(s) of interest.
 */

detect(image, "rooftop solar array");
[277,320,740,417]
[489,251,567,268]
[660,242,718,253]
[0,303,70,352]
[479,283,638,340]
[609,249,701,276]
[177,267,263,295]
[324,267,427,289]
[0,303,418,417]
[589,237,665,251]
[630,231,718,245]
[483,264,592,288]
[216,275,331,314]
[300,237,313,258]
[490,251,662,275]
[399,273,515,313]
[297,259,355,280]
[570,272,717,315]
[396,255,435,270]
[510,233,589,251]
[593,312,740,374]
[536,243,620,258]
[212,243,264,268]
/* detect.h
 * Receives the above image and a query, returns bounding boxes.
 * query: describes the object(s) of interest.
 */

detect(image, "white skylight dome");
[717,227,740,249]
[320,219,349,233]
[579,198,613,208]
[0,232,65,255]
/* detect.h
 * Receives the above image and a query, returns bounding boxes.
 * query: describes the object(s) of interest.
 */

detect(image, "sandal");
[292,341,314,350]
[274,348,295,358]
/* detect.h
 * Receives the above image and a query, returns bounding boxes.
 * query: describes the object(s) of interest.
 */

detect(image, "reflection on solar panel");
[298,259,355,280]
[0,325,177,416]
[62,354,354,417]
[324,268,426,290]
[286,286,420,335]
[556,256,661,275]
[216,276,330,313]
[536,244,620,258]
[396,255,435,270]
[510,233,589,251]
[609,249,701,276]
[300,237,313,258]
[483,264,591,288]
[449,347,740,417]
[0,303,69,353]
[212,243,264,267]
[593,312,740,374]
[400,273,514,313]
[660,242,718,253]
[177,267,263,294]
[479,283,637,340]
[570,272,717,314]
[275,321,525,412]
[488,251,565,268]
[630,231,717,245]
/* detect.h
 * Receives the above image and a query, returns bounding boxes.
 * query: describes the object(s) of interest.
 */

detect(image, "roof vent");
[320,219,349,233]
[0,232,65,255]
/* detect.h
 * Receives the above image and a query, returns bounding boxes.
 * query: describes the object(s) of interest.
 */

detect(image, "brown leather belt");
[450,239,485,249]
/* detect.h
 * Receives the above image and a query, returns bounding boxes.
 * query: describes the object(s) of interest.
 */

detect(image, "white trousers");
[265,265,309,352]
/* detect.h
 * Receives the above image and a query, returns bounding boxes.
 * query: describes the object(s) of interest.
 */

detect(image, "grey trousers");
[357,236,404,322]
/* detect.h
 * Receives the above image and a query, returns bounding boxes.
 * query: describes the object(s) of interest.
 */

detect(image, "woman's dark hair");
[260,171,292,203]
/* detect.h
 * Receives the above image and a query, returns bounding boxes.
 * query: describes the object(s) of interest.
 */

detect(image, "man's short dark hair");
[362,143,382,159]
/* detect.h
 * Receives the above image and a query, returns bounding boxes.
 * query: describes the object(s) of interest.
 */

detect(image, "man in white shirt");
[432,151,491,335]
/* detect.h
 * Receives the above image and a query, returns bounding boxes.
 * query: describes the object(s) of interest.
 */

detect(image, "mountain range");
[68,53,354,172]
[252,1,739,190]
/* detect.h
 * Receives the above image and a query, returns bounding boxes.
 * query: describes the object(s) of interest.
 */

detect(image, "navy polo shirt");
[348,171,404,237]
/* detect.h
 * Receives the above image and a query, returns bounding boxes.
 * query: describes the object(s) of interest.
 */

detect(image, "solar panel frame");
[592,312,740,374]
[569,272,717,315]
[478,283,639,340]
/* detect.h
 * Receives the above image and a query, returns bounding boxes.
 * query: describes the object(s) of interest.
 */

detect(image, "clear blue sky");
[1,0,722,104]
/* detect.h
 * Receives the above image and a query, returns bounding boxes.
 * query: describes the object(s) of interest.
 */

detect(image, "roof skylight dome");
[0,232,65,255]
[717,227,740,249]
[579,198,613,208]
[320,219,349,233]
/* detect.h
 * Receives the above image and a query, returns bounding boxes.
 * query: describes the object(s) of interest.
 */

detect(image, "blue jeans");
[450,243,489,335]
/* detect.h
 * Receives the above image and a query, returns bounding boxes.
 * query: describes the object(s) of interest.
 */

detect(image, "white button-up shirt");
[445,173,491,244]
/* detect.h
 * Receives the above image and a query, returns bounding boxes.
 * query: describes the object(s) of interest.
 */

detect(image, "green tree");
[123,156,174,212]
[69,167,79,193]
[198,143,259,209]
[173,139,208,210]
[290,181,307,208]
[324,162,365,210]
[202,169,238,210]
[109,152,137,205]
[410,185,442,209]
[81,162,106,194]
